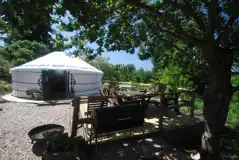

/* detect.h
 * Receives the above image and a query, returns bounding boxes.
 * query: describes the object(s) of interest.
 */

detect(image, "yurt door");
[41,70,68,100]
[41,70,52,100]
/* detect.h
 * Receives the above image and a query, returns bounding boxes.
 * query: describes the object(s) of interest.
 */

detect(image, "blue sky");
[85,42,153,70]
[102,51,153,70]
[61,29,153,70]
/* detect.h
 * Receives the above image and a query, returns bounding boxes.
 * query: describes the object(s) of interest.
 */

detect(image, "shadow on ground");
[131,104,202,134]
[32,142,47,157]
[93,137,186,160]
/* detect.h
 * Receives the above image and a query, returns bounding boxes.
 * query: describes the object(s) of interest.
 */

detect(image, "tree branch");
[172,44,185,53]
[125,0,162,16]
[127,0,181,29]
[126,1,204,47]
[206,0,220,43]
[226,15,238,27]
[164,0,206,31]
[161,28,204,47]
[217,14,238,42]
[156,35,186,53]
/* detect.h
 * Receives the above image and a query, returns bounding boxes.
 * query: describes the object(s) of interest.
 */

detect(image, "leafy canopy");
[0,0,67,50]
[58,0,238,93]
[60,0,238,57]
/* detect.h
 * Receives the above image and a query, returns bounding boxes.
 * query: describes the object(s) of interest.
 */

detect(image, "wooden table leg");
[159,95,166,130]
[71,99,80,138]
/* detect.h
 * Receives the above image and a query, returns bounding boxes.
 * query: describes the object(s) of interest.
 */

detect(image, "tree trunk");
[201,47,233,160]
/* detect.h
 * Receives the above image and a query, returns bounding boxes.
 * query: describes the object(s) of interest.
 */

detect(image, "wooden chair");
[85,96,108,142]
[71,97,146,141]
[71,96,108,140]
[85,96,108,116]
[71,96,150,157]
[91,98,146,152]
[99,87,110,96]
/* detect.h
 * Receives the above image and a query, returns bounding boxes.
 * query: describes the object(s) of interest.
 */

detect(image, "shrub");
[0,81,11,93]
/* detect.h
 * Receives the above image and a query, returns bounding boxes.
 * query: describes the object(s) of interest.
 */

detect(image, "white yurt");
[9,51,103,100]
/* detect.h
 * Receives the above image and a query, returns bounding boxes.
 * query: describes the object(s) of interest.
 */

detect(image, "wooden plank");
[71,99,80,138]
[159,95,165,130]
[77,118,95,125]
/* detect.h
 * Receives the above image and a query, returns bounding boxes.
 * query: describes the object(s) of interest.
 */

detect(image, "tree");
[61,0,239,159]
[135,67,153,83]
[86,55,153,83]
[0,40,48,67]
[118,64,136,81]
[0,53,11,81]
[87,55,116,80]
[0,0,59,48]
[150,43,206,95]
[0,40,48,81]
[155,64,192,90]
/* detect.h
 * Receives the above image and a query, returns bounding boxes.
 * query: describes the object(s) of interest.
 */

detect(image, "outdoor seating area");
[22,82,203,159]
[71,84,199,139]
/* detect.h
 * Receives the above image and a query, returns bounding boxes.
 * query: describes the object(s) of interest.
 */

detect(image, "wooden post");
[174,93,180,115]
[142,96,145,109]
[71,98,80,138]
[190,92,196,117]
[159,95,165,130]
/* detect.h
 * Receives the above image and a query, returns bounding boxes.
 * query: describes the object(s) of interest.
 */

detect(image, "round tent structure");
[10,51,103,100]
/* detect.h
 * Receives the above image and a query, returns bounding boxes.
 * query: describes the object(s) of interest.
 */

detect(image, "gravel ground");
[0,102,72,160]
[0,101,193,160]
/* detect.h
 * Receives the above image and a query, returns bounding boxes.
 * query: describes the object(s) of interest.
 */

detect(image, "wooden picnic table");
[119,91,182,116]
[118,90,144,97]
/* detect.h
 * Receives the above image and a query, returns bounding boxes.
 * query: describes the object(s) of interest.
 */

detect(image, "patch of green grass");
[0,81,11,92]
[184,95,239,128]
[227,92,239,127]
[180,98,203,115]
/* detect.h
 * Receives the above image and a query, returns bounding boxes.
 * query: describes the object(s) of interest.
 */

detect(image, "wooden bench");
[71,96,147,147]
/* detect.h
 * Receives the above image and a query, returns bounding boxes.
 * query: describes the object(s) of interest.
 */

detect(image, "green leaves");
[0,40,48,66]
[156,64,192,89]
[0,0,58,45]
[0,40,48,81]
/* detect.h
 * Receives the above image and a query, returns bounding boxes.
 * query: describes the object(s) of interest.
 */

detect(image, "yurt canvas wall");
[10,52,103,99]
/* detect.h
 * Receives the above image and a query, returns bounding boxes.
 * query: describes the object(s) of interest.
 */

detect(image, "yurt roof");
[10,51,103,74]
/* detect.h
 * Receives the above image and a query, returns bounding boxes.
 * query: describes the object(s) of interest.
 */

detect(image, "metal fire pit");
[28,124,64,143]
[29,124,88,160]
